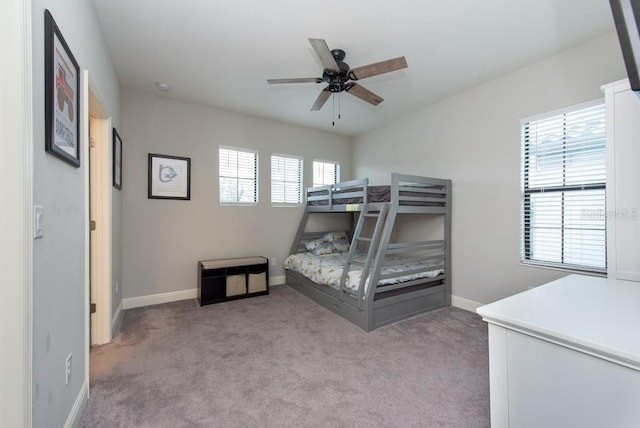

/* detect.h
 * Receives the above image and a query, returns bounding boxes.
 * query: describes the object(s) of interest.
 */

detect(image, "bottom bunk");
[286,270,448,331]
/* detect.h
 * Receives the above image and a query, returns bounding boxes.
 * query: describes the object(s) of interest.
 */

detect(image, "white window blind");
[271,154,303,205]
[521,102,606,273]
[219,146,258,204]
[313,160,340,187]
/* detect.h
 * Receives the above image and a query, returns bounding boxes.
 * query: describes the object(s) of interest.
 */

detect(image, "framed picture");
[148,154,191,200]
[113,128,123,190]
[44,9,80,167]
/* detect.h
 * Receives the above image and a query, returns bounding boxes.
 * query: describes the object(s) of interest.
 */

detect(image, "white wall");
[353,33,626,305]
[30,1,120,425]
[122,90,351,300]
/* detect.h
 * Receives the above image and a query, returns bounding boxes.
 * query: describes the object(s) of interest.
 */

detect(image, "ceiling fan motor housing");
[323,49,350,92]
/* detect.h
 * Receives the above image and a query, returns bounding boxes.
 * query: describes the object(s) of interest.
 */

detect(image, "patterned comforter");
[284,251,443,294]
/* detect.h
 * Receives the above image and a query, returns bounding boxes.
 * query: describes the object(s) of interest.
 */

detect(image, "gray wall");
[353,33,626,305]
[31,0,120,425]
[121,90,351,300]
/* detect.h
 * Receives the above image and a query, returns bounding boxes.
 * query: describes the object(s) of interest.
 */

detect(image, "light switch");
[34,205,44,239]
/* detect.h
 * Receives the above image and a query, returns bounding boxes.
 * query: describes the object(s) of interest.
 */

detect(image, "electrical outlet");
[65,353,72,385]
[270,257,277,267]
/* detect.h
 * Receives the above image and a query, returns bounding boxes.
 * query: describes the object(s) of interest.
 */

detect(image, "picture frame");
[113,128,123,190]
[44,9,80,167]
[148,153,191,200]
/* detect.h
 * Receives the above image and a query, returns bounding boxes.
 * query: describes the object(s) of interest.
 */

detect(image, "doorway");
[88,85,112,346]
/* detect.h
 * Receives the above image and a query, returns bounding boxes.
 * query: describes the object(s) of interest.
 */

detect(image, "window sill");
[219,202,258,207]
[520,260,607,278]
[271,203,303,208]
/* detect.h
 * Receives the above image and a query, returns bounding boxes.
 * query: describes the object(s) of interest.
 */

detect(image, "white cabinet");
[478,275,640,428]
[603,80,640,282]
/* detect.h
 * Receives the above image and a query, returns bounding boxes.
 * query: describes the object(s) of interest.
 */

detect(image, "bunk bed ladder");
[340,203,389,307]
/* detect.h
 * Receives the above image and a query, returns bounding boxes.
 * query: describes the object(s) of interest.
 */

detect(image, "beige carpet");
[79,285,489,427]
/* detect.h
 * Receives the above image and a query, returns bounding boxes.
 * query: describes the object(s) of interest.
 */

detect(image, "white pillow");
[305,237,329,252]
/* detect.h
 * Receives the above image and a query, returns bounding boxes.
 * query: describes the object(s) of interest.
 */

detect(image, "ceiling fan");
[267,38,408,111]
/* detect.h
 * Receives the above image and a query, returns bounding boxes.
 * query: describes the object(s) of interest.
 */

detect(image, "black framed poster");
[148,153,191,200]
[44,9,81,167]
[113,128,122,190]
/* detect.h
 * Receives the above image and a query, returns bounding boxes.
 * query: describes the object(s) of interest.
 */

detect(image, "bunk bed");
[285,173,451,331]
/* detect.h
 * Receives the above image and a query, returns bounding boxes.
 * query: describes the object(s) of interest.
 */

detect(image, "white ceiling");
[93,0,615,137]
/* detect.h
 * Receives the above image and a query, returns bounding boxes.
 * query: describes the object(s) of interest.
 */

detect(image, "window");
[271,154,303,205]
[219,146,258,204]
[313,160,340,187]
[521,101,606,274]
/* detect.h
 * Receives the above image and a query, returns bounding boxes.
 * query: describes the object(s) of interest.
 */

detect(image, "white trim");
[272,152,304,160]
[520,97,604,124]
[111,299,123,336]
[451,295,484,312]
[81,69,91,416]
[313,158,341,165]
[0,0,33,426]
[122,278,284,309]
[123,289,198,309]
[601,78,631,93]
[270,275,286,286]
[603,80,620,282]
[63,379,88,428]
[219,144,259,154]
[601,78,632,94]
[520,260,606,277]
[220,201,261,207]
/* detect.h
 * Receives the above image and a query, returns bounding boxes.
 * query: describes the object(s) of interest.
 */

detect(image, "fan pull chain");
[331,93,342,126]
[332,93,336,126]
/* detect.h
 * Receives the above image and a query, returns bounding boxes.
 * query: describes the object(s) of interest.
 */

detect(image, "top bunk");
[306,173,450,214]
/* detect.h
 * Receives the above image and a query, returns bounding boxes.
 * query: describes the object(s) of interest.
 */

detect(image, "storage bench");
[198,256,269,306]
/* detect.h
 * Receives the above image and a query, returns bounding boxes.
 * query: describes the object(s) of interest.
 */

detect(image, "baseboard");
[111,299,123,336]
[123,277,287,310]
[122,288,197,310]
[64,379,88,428]
[270,275,286,286]
[451,295,484,313]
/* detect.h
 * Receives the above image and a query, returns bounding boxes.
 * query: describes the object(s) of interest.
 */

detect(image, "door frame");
[86,78,113,349]
[0,0,33,425]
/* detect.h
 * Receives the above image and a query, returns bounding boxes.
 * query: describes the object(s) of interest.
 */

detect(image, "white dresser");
[477,275,640,428]
[603,80,640,282]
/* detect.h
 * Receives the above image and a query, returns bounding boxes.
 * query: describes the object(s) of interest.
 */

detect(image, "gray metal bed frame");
[286,173,452,331]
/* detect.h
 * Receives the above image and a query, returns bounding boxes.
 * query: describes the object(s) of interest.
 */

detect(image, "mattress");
[284,251,443,294]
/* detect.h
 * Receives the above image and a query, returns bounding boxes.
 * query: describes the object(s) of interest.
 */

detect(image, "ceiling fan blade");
[267,77,323,84]
[345,83,383,106]
[349,56,408,80]
[309,38,339,71]
[311,88,332,111]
